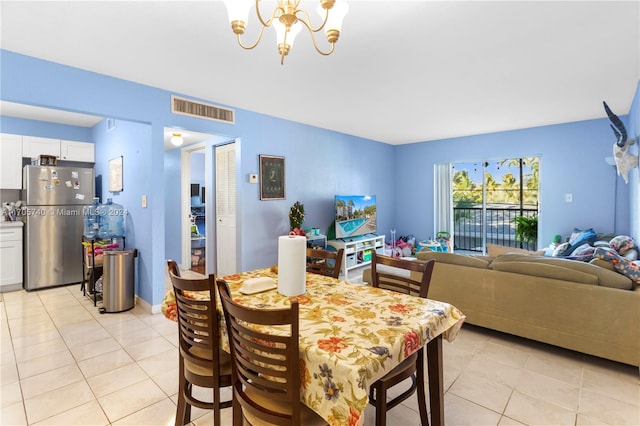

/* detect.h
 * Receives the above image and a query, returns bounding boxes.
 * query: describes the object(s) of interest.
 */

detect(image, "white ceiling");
[1,1,638,145]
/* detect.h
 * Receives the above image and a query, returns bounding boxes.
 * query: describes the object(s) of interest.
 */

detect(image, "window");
[451,157,539,252]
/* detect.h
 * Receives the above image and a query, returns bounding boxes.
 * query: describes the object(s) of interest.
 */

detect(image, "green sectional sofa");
[363,251,640,367]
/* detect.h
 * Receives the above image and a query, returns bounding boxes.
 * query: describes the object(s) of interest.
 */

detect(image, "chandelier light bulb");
[324,0,348,34]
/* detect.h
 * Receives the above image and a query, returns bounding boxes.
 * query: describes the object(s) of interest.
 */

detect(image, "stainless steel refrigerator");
[23,165,94,291]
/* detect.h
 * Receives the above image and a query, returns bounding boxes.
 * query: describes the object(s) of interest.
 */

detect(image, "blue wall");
[1,49,396,308]
[2,49,638,309]
[92,119,153,302]
[395,117,632,247]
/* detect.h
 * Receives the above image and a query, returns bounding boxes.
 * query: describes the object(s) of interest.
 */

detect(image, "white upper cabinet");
[21,136,94,163]
[0,133,23,189]
[22,136,60,158]
[61,140,94,162]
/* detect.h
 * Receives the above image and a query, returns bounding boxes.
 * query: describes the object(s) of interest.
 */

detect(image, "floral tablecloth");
[162,268,465,426]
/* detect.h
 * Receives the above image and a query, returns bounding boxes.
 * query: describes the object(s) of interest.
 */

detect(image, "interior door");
[215,143,237,275]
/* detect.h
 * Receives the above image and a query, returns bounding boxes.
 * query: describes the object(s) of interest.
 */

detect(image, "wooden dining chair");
[216,279,327,426]
[169,270,232,426]
[369,252,436,426]
[306,247,344,279]
[167,259,181,277]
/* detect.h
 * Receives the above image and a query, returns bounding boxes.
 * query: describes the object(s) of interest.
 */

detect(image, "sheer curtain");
[434,163,453,249]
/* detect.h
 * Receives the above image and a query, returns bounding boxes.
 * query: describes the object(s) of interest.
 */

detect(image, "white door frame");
[180,142,206,271]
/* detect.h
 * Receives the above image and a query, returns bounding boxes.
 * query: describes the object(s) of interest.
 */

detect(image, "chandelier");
[222,0,349,65]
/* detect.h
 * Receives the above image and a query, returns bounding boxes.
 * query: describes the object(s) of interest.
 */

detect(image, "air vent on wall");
[106,118,116,132]
[171,95,235,124]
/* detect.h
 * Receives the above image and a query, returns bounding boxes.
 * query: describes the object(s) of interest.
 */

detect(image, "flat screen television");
[334,195,377,239]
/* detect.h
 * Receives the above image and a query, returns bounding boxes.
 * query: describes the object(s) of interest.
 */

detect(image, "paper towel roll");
[277,235,307,296]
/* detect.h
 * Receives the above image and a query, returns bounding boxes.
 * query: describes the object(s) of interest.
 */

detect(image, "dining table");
[163,268,465,426]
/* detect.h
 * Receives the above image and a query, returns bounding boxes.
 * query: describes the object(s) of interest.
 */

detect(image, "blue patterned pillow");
[562,228,597,256]
[594,247,639,290]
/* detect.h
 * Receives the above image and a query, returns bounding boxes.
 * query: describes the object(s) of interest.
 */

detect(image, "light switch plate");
[249,173,258,183]
[142,194,147,208]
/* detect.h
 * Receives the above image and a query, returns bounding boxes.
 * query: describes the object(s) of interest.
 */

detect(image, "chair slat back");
[370,252,435,299]
[170,271,220,373]
[217,279,301,425]
[306,248,344,279]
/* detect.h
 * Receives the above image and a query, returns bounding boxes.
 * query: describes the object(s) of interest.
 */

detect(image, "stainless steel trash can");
[102,249,136,313]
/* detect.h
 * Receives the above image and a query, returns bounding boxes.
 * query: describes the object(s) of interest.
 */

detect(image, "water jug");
[97,198,126,238]
[83,197,100,238]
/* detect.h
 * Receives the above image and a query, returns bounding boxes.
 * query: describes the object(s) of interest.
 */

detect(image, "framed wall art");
[109,156,123,192]
[259,155,285,200]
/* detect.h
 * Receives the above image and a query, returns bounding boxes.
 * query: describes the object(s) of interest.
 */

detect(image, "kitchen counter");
[0,221,24,292]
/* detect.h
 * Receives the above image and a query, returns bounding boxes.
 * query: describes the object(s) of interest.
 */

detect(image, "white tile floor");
[1,278,639,426]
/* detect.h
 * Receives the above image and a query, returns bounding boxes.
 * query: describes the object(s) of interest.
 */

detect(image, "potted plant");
[289,201,305,235]
[512,215,538,247]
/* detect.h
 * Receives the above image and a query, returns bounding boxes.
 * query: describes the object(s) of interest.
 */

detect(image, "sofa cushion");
[490,261,599,285]
[589,258,615,271]
[416,251,490,269]
[486,244,545,257]
[491,253,632,289]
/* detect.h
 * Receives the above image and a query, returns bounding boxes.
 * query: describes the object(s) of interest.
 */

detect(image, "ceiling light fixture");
[223,0,349,65]
[170,133,184,146]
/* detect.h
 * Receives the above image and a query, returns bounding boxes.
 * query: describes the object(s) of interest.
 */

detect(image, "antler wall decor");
[603,100,637,184]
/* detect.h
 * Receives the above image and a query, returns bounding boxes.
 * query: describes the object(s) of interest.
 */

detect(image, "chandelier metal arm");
[305,27,336,56]
[296,7,329,33]
[255,0,280,28]
[236,24,269,50]
[236,1,281,51]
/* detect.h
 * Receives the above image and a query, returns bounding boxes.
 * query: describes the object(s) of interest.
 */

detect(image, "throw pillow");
[568,243,596,261]
[561,228,597,256]
[624,249,638,261]
[609,235,635,256]
[594,247,639,290]
[568,228,597,245]
[552,242,570,257]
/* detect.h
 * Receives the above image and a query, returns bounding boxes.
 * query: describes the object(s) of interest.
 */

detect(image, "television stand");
[327,234,385,282]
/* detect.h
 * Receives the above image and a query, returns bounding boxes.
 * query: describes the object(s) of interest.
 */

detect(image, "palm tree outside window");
[450,157,539,252]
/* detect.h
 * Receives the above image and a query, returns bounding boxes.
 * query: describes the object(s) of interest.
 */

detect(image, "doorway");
[173,131,238,276]
[189,148,206,274]
[178,142,207,273]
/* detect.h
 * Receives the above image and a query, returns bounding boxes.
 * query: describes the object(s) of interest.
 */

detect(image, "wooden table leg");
[427,334,444,426]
